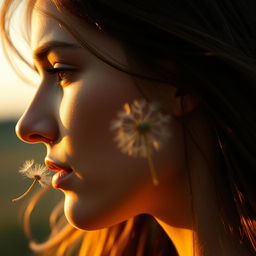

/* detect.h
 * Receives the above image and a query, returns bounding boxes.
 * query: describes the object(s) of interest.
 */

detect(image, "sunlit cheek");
[59,84,80,128]
[59,84,81,156]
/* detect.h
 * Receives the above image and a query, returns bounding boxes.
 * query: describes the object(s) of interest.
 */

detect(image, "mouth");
[45,159,74,189]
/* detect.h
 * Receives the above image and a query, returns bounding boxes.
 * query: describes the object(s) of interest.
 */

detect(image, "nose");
[16,93,59,145]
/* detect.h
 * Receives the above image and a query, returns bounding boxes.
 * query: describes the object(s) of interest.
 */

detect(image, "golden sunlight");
[0,0,38,121]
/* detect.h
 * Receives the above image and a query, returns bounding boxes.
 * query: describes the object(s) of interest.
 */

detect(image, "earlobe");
[172,93,201,117]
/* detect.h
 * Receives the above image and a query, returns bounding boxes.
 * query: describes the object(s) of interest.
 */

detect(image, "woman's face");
[16,0,187,230]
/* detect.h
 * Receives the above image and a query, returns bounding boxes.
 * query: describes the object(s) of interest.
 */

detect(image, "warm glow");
[0,0,38,121]
[0,44,38,121]
[156,218,194,256]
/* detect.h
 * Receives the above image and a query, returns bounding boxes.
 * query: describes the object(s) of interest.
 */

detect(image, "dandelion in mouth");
[111,99,171,186]
[12,160,52,202]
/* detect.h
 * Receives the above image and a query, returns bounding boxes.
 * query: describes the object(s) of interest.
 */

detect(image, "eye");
[45,63,77,86]
[56,70,70,83]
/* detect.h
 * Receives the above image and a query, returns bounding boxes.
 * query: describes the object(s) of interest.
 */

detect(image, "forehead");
[31,0,126,63]
[31,0,79,50]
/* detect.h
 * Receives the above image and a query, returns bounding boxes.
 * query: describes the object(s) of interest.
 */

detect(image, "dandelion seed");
[12,160,52,202]
[111,99,171,186]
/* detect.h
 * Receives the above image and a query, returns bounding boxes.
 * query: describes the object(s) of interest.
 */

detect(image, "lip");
[45,159,74,189]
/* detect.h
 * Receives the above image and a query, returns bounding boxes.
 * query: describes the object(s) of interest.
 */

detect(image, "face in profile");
[16,0,188,231]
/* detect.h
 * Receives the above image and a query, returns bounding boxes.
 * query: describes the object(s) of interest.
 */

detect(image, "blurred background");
[0,0,62,255]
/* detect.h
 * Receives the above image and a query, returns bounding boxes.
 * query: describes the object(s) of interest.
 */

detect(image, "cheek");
[58,70,155,228]
[59,68,146,179]
[57,68,184,229]
[60,67,141,136]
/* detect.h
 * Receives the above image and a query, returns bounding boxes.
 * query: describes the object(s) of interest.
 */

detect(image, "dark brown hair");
[1,0,256,255]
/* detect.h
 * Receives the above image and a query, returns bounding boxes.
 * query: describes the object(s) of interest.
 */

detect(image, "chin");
[63,193,96,230]
[63,192,123,231]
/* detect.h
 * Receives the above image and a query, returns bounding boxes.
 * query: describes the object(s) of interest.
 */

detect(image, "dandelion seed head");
[19,160,52,187]
[111,99,171,157]
[136,122,151,134]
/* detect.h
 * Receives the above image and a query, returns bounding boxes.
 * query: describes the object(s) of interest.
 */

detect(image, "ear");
[172,92,201,117]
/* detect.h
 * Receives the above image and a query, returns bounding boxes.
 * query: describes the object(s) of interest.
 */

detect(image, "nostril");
[29,134,45,142]
[28,134,53,144]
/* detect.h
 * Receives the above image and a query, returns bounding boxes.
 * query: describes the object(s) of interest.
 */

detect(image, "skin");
[15,1,250,255]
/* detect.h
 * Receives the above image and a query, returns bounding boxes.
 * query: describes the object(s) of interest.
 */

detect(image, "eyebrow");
[33,41,81,60]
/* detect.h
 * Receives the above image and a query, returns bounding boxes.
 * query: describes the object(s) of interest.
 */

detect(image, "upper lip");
[45,159,73,173]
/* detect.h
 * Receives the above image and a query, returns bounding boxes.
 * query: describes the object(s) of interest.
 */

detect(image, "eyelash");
[45,68,75,85]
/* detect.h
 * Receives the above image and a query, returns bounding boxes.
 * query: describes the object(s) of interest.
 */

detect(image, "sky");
[0,46,37,121]
[0,0,37,121]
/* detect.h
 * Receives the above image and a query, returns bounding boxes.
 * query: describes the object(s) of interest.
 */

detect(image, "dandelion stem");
[12,179,38,203]
[143,134,159,186]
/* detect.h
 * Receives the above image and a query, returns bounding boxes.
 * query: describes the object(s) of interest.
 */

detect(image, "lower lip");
[52,170,73,189]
